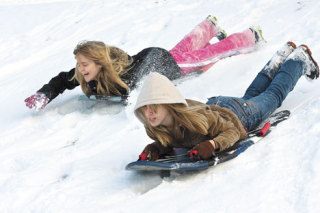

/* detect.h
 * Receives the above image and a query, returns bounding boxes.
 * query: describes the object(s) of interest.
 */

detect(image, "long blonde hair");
[136,103,211,146]
[73,41,133,96]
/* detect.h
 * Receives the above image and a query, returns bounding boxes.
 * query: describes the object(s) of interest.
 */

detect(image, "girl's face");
[143,105,173,127]
[76,54,101,82]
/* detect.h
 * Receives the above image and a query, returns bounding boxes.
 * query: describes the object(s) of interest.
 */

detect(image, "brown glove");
[139,142,174,161]
[139,143,160,161]
[188,140,215,160]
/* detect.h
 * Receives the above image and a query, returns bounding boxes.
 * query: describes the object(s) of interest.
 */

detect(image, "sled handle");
[259,121,271,136]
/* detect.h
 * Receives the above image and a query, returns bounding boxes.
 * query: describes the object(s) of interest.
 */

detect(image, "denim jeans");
[206,58,304,131]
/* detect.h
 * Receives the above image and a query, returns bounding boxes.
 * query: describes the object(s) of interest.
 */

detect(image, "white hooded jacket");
[133,72,247,151]
[134,72,187,116]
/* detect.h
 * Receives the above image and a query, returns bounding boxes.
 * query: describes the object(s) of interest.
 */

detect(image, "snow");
[0,0,320,212]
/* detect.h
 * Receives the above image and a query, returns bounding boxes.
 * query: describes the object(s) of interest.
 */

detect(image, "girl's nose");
[144,106,154,117]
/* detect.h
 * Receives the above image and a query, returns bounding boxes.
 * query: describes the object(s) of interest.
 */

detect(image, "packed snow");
[0,0,320,212]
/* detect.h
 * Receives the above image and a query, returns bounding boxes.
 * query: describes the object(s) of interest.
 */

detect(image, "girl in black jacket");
[25,16,262,110]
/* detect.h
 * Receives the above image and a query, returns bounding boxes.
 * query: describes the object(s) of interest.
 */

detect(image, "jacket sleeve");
[207,111,241,151]
[37,68,80,101]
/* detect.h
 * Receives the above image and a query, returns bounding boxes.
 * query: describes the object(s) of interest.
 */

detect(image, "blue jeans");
[206,58,304,131]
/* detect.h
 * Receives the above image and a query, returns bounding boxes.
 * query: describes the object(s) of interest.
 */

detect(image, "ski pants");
[169,18,256,75]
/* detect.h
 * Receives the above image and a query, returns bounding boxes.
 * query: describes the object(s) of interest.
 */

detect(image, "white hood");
[134,72,187,114]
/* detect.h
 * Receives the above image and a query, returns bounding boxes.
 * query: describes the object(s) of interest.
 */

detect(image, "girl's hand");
[139,143,160,161]
[188,140,216,160]
[24,92,49,111]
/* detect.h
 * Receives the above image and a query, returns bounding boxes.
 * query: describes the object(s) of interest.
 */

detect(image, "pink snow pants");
[169,19,256,75]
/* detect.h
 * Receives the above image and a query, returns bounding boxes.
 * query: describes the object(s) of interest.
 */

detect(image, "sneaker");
[250,26,266,43]
[261,41,296,79]
[206,15,218,25]
[206,15,227,41]
[300,44,319,80]
[216,29,227,41]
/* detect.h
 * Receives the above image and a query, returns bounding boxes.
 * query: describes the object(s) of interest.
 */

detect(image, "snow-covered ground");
[0,0,320,212]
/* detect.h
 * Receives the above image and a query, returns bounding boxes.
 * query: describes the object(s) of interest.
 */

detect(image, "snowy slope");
[0,0,320,212]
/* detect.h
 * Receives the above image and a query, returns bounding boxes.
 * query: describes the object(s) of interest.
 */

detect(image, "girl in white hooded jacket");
[134,42,319,161]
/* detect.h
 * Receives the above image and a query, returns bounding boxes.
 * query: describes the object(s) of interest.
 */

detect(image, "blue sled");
[125,140,254,172]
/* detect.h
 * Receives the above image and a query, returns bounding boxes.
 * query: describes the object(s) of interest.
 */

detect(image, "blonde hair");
[136,104,210,146]
[73,41,133,96]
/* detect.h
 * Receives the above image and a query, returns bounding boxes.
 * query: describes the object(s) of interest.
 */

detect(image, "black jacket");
[38,47,181,101]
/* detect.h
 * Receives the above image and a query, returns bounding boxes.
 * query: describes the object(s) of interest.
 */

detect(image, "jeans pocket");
[244,101,262,131]
[233,99,262,131]
[231,98,252,118]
